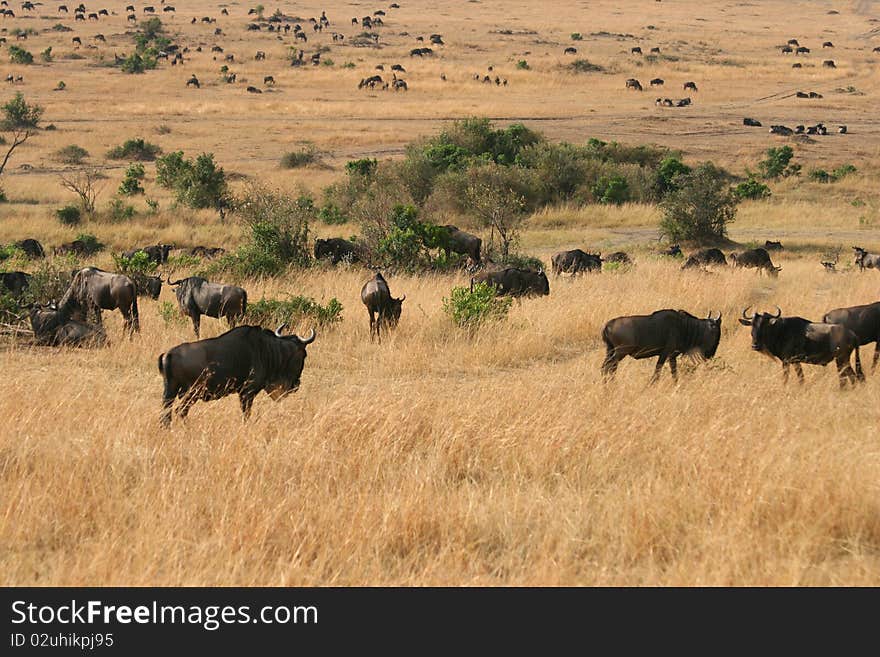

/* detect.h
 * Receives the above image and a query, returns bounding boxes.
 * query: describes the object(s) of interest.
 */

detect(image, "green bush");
[570,59,603,73]
[106,138,161,161]
[442,282,512,330]
[120,53,158,74]
[159,300,187,326]
[592,175,629,204]
[106,198,136,222]
[40,47,53,63]
[318,203,348,225]
[54,144,89,164]
[155,151,187,188]
[280,144,321,168]
[112,250,157,276]
[118,163,146,196]
[516,60,530,70]
[733,178,771,199]
[345,158,378,177]
[660,163,738,243]
[9,46,34,65]
[55,204,82,226]
[656,156,691,194]
[0,243,22,262]
[74,233,104,254]
[244,296,344,328]
[499,253,546,272]
[832,164,857,180]
[571,33,583,41]
[165,253,200,269]
[758,146,800,180]
[156,152,228,211]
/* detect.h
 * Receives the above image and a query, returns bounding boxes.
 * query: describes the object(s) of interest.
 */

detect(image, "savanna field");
[1,0,880,585]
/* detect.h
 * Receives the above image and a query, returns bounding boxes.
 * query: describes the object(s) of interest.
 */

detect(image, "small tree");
[659,163,738,244]
[758,146,800,180]
[8,46,34,65]
[0,93,42,196]
[118,163,146,196]
[463,164,528,260]
[59,167,106,216]
[443,282,512,331]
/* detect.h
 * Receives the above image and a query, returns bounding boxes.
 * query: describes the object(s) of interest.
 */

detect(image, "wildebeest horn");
[741,306,755,321]
[399,294,406,302]
[294,328,316,344]
[274,323,288,337]
[166,276,184,285]
[772,306,782,318]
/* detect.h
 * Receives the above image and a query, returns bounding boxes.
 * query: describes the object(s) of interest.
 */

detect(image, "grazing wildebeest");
[551,249,602,275]
[246,86,262,94]
[683,81,698,91]
[167,276,247,338]
[792,62,802,68]
[631,46,642,54]
[158,324,315,426]
[605,251,632,266]
[625,78,643,91]
[743,117,762,127]
[852,246,880,271]
[60,267,139,335]
[471,267,550,297]
[392,79,408,91]
[361,271,404,342]
[602,309,722,382]
[440,225,482,264]
[730,248,781,276]
[838,125,847,134]
[650,77,664,87]
[681,248,727,269]
[781,45,793,54]
[823,41,834,48]
[130,272,162,299]
[787,39,799,46]
[764,240,783,251]
[796,91,809,98]
[54,240,92,257]
[186,75,200,88]
[564,47,577,55]
[264,75,275,85]
[188,246,226,259]
[123,243,172,264]
[663,244,682,257]
[1,270,30,296]
[676,97,692,107]
[27,302,108,347]
[796,47,810,55]
[770,124,793,136]
[822,301,880,371]
[314,238,361,265]
[823,59,835,67]
[15,238,44,258]
[808,91,823,98]
[739,307,863,387]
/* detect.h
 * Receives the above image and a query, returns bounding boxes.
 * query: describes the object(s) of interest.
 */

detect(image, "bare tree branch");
[0,129,30,177]
[59,168,107,216]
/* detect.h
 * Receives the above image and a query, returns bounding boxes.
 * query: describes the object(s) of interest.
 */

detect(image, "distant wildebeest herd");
[2,232,879,426]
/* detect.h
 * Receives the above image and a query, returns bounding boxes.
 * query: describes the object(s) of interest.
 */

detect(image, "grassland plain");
[1,0,880,585]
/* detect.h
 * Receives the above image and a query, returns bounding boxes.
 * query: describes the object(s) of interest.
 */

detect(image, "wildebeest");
[188,246,226,259]
[14,238,44,258]
[264,75,275,85]
[440,225,481,264]
[683,81,698,91]
[361,271,404,342]
[650,77,664,86]
[123,243,172,264]
[158,324,315,426]
[764,240,783,251]
[625,78,643,91]
[739,307,863,387]
[186,75,200,88]
[838,125,847,134]
[743,117,762,127]
[823,59,835,68]
[130,272,162,299]
[605,251,632,265]
[796,47,810,54]
[551,249,602,275]
[662,244,682,257]
[823,41,834,48]
[60,267,140,336]
[631,46,642,55]
[601,309,722,382]
[27,301,107,348]
[314,238,361,265]
[729,248,781,276]
[852,246,880,271]
[1,270,30,296]
[246,86,262,94]
[167,276,247,338]
[471,267,550,297]
[770,125,794,136]
[822,301,880,371]
[564,47,577,55]
[681,248,727,269]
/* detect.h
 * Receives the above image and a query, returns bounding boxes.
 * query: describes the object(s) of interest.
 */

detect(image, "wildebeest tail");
[131,293,140,332]
[601,321,614,350]
[854,344,865,382]
[241,288,248,315]
[158,351,167,374]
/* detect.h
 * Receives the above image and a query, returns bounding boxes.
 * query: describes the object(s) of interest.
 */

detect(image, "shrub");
[499,253,546,272]
[280,144,321,168]
[118,163,146,196]
[758,146,800,180]
[516,59,530,70]
[155,151,187,187]
[54,145,89,164]
[55,204,82,226]
[832,163,857,180]
[159,300,187,326]
[592,175,629,204]
[106,138,161,161]
[106,198,136,222]
[570,59,603,73]
[733,178,771,199]
[40,47,53,63]
[0,243,22,262]
[8,46,34,65]
[571,33,583,41]
[73,233,104,254]
[20,260,75,304]
[244,296,344,328]
[442,282,512,330]
[2,92,42,130]
[659,163,738,243]
[156,152,228,212]
[345,158,378,177]
[318,203,348,225]
[120,53,157,74]
[808,169,831,183]
[112,250,157,276]
[656,156,691,194]
[374,204,447,271]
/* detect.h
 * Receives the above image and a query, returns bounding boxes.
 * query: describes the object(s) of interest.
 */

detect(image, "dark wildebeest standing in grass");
[471,267,550,297]
[551,249,602,275]
[158,324,315,426]
[852,246,880,271]
[167,276,248,338]
[26,302,108,347]
[15,238,45,258]
[1,271,31,297]
[123,243,172,264]
[361,271,404,342]
[822,301,880,371]
[60,267,139,336]
[681,248,727,270]
[729,247,781,276]
[739,307,863,388]
[602,309,722,383]
[314,238,361,265]
[440,225,482,264]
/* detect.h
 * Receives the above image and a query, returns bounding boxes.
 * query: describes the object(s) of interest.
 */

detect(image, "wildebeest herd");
[3,231,879,426]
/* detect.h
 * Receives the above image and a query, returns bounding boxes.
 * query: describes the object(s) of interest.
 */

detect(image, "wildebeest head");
[700,311,723,358]
[264,324,317,400]
[739,306,782,352]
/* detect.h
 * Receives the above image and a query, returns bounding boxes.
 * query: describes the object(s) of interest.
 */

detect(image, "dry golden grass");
[2,0,880,586]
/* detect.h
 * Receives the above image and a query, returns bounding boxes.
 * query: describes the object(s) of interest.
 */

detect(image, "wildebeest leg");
[601,350,619,380]
[368,309,376,342]
[650,354,667,384]
[873,342,879,372]
[781,362,790,384]
[160,382,179,427]
[190,313,201,338]
[668,356,678,383]
[794,363,805,384]
[239,391,256,420]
